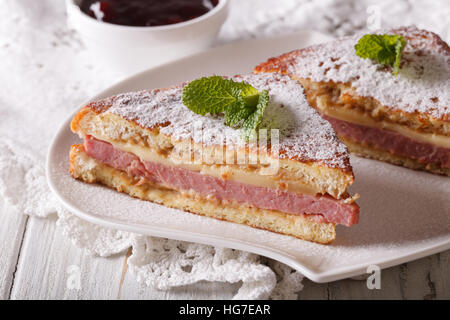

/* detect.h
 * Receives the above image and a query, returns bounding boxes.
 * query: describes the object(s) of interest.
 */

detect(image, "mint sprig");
[242,89,269,140]
[355,34,407,75]
[182,76,269,140]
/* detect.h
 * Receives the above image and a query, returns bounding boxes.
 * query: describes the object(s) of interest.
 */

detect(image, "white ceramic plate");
[47,31,450,283]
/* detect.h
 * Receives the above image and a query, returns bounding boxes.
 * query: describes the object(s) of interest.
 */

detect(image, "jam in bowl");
[66,0,229,73]
[79,0,220,27]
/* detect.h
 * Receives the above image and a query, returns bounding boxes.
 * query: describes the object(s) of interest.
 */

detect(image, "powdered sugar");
[289,26,450,120]
[97,73,350,170]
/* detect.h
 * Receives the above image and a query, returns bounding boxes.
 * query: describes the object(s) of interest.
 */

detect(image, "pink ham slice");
[84,135,359,226]
[323,115,450,168]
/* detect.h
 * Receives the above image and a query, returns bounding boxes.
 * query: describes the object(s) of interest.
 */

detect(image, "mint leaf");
[393,36,407,75]
[242,90,269,140]
[224,85,259,127]
[236,81,260,107]
[182,76,238,115]
[355,34,407,75]
[224,95,253,127]
[182,76,270,141]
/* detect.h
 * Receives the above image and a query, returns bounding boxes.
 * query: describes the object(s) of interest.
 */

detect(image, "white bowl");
[66,0,229,75]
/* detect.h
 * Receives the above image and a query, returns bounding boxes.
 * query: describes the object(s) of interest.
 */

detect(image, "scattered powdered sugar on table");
[289,26,450,120]
[102,73,350,169]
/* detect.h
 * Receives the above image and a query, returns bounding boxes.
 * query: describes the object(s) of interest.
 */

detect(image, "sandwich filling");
[297,78,450,169]
[84,135,359,226]
[323,115,450,168]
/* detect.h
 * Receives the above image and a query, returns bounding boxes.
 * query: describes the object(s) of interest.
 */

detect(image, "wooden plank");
[399,252,450,300]
[314,251,450,300]
[10,216,125,299]
[326,265,403,299]
[399,257,435,299]
[296,279,329,300]
[10,215,240,300]
[433,250,450,299]
[0,201,28,299]
[119,276,241,300]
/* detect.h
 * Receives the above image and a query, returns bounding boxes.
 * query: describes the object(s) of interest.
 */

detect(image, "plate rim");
[46,31,450,283]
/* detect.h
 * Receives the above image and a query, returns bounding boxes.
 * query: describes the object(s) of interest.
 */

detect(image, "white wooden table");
[1,199,449,299]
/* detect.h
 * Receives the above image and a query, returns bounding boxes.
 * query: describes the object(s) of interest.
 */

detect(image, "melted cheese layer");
[315,97,450,149]
[88,134,324,197]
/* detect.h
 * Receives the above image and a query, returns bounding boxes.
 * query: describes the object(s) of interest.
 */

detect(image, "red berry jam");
[79,0,219,27]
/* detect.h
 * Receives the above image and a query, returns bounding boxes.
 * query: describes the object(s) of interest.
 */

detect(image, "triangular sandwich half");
[255,27,449,176]
[70,73,359,244]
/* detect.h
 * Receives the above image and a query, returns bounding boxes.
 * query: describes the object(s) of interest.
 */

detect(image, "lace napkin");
[1,0,448,299]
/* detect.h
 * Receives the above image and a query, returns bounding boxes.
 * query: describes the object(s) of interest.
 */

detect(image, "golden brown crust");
[254,49,299,75]
[70,107,91,133]
[69,144,336,244]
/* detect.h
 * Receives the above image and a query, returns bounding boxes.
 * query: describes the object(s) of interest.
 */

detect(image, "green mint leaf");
[393,36,407,75]
[224,85,258,128]
[242,90,269,140]
[236,81,260,107]
[224,100,253,128]
[354,34,407,75]
[182,76,270,141]
[182,76,238,115]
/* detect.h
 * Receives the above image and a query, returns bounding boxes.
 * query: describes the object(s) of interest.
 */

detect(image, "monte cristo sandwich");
[255,26,450,175]
[70,73,359,244]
